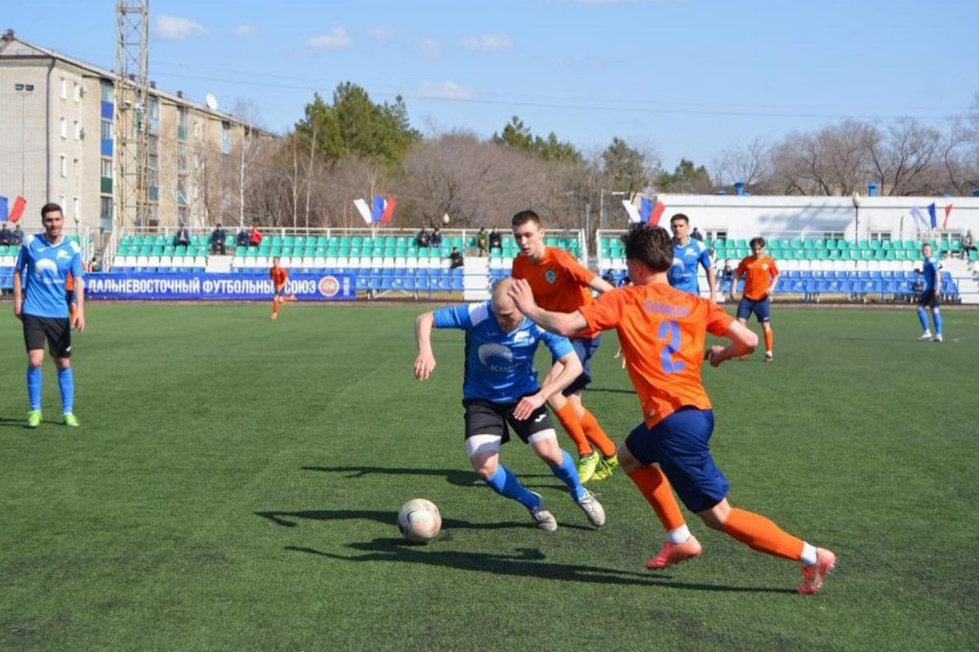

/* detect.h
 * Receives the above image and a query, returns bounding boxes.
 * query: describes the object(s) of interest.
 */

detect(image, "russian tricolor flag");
[372,195,397,223]
[0,195,26,223]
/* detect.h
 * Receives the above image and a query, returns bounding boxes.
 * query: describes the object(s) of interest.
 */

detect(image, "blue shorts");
[624,408,729,513]
[737,296,771,323]
[556,336,600,396]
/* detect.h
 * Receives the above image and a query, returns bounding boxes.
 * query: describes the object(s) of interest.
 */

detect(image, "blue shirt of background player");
[433,301,574,403]
[15,233,84,319]
[668,238,711,294]
[922,255,939,292]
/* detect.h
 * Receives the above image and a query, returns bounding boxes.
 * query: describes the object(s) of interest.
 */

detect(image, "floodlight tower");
[115,0,150,231]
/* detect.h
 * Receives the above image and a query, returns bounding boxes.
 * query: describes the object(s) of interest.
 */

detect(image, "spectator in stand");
[87,257,101,273]
[691,227,704,242]
[449,246,465,269]
[416,227,431,248]
[11,223,23,245]
[489,227,503,252]
[173,223,191,247]
[236,227,250,248]
[0,222,12,245]
[249,224,263,247]
[431,226,443,249]
[476,227,489,257]
[963,229,977,256]
[210,223,227,255]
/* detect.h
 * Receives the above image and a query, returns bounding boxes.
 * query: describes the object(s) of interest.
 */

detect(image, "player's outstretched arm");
[706,266,717,303]
[588,275,616,295]
[508,279,588,336]
[413,312,438,380]
[513,353,582,420]
[706,321,758,367]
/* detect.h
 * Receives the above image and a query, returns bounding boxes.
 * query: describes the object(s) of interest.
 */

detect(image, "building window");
[100,197,113,220]
[194,121,203,140]
[100,82,114,103]
[60,155,67,178]
[59,195,66,212]
[60,78,68,99]
[101,119,113,141]
[73,196,80,220]
[74,83,82,102]
[870,230,892,242]
[74,120,81,140]
[221,121,231,154]
[101,158,113,178]
[60,116,68,139]
[73,159,80,177]
[824,231,845,242]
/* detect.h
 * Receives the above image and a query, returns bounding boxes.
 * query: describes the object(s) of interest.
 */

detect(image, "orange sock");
[553,402,591,457]
[627,466,686,531]
[579,408,617,458]
[764,329,773,353]
[722,507,804,561]
[272,297,280,315]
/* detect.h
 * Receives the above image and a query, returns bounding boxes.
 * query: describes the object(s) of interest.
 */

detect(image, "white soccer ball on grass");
[397,498,442,544]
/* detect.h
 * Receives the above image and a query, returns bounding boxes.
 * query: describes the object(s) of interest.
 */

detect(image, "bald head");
[491,278,522,332]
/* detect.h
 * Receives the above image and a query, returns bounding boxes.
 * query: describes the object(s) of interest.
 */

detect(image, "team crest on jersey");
[57,250,72,260]
[545,270,557,284]
[761,263,769,271]
[513,331,531,343]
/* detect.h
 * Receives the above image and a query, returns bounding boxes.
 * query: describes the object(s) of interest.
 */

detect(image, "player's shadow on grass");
[255,509,590,532]
[286,541,793,593]
[0,416,30,428]
[303,466,480,487]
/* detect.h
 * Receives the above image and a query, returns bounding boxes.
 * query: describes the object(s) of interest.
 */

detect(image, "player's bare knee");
[697,499,731,531]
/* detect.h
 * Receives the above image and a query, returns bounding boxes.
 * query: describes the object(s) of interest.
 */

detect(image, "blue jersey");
[668,238,711,294]
[15,234,84,319]
[922,255,939,292]
[433,301,574,403]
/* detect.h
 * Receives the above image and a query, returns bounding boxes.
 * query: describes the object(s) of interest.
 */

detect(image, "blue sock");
[26,366,42,411]
[550,450,587,502]
[916,307,929,331]
[484,465,538,510]
[57,366,74,414]
[933,310,943,335]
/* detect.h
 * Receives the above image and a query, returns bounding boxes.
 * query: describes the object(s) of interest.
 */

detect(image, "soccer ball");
[397,498,442,544]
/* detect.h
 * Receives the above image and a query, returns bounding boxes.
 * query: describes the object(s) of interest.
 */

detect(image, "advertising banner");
[84,272,356,301]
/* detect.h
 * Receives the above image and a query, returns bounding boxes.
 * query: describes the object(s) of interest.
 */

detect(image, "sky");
[6,0,979,170]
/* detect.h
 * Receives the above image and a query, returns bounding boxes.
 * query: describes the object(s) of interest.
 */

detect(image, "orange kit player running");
[509,224,836,594]
[269,256,296,320]
[732,237,779,362]
[511,209,618,483]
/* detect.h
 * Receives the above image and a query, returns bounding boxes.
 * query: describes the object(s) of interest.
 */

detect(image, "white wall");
[654,194,979,242]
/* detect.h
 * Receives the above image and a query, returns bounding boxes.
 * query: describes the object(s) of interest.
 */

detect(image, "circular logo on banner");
[318,276,340,297]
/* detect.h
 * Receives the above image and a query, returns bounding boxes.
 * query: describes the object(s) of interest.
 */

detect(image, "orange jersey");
[736,255,778,300]
[269,266,287,287]
[580,283,733,427]
[512,246,600,337]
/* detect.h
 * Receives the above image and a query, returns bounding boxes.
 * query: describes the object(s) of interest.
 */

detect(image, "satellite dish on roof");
[205,93,218,110]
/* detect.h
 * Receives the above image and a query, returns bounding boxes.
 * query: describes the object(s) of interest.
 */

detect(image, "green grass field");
[1,301,977,651]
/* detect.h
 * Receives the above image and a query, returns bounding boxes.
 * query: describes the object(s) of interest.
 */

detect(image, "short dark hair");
[511,209,542,229]
[669,213,689,226]
[41,202,63,218]
[750,237,766,249]
[622,223,673,272]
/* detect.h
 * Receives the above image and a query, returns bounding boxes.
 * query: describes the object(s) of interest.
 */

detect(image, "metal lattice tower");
[115,0,149,230]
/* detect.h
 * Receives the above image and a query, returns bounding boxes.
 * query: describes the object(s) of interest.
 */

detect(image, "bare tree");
[712,136,774,193]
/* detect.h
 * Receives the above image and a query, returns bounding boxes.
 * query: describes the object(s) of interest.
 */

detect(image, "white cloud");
[155,15,207,40]
[462,34,513,52]
[308,28,353,49]
[416,81,476,101]
[417,37,441,60]
[365,25,394,42]
[232,24,257,38]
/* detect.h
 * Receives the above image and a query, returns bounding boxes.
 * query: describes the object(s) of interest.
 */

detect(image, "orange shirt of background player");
[580,283,733,428]
[65,273,74,292]
[736,255,778,301]
[269,266,287,287]
[512,247,600,338]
